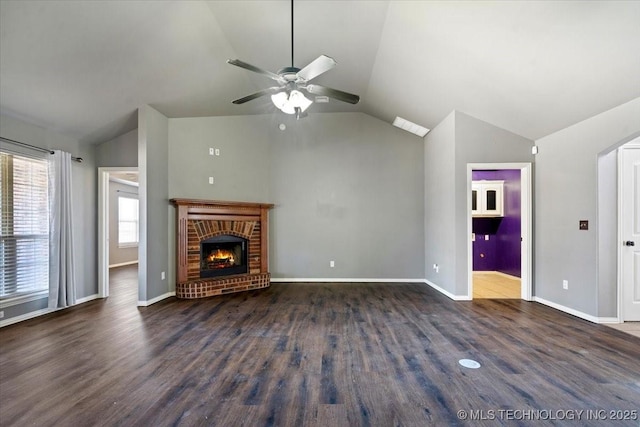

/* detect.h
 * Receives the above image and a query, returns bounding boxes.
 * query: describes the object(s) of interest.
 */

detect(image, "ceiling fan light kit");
[227,0,359,118]
[271,90,312,115]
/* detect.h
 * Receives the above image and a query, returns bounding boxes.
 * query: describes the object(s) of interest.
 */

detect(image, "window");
[118,197,139,247]
[0,151,50,298]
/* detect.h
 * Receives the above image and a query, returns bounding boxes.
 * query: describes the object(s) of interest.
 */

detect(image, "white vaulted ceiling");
[1,0,639,144]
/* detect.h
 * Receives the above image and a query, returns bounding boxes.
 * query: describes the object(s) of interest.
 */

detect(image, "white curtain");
[48,150,76,308]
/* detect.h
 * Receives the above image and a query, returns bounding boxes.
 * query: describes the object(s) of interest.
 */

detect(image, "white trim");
[109,260,139,268]
[424,279,471,300]
[109,176,139,187]
[269,278,425,283]
[137,291,175,307]
[533,297,599,323]
[0,307,55,328]
[623,139,640,148]
[0,290,48,308]
[98,167,139,299]
[0,294,100,327]
[597,317,621,324]
[467,163,533,302]
[617,147,623,321]
[76,294,100,304]
[270,278,472,300]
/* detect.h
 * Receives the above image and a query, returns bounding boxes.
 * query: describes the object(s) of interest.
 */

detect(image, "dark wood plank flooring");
[1,265,639,426]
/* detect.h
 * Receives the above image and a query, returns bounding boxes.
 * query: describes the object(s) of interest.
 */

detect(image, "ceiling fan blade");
[306,84,360,105]
[227,59,283,82]
[297,55,337,82]
[232,87,282,104]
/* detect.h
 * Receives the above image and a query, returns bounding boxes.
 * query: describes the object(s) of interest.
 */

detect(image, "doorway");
[98,167,139,299]
[467,163,532,300]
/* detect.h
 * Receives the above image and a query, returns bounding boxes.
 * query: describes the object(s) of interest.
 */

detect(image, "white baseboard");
[270,278,472,300]
[76,294,100,304]
[269,278,425,283]
[138,291,175,307]
[0,307,55,328]
[597,317,621,324]
[109,260,139,268]
[533,297,601,323]
[0,293,103,328]
[424,279,471,301]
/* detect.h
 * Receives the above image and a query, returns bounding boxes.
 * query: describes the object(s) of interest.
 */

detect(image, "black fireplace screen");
[200,235,248,278]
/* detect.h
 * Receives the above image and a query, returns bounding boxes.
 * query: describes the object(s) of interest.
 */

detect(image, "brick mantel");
[170,199,274,298]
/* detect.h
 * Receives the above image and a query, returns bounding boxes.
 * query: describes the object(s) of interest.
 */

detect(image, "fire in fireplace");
[200,235,248,278]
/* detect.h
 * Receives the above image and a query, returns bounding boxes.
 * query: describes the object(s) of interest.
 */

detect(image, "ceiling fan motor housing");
[278,67,302,82]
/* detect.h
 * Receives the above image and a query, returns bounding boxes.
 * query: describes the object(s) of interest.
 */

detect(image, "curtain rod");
[0,137,83,162]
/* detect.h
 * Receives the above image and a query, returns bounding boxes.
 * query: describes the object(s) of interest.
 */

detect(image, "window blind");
[0,151,50,298]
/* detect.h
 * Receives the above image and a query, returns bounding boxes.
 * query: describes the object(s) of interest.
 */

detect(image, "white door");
[621,148,640,321]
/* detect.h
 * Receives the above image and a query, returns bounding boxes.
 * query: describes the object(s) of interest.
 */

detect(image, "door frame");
[467,163,533,300]
[617,139,640,321]
[98,167,139,298]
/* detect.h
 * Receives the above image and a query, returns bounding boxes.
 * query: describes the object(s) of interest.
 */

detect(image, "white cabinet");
[472,180,504,217]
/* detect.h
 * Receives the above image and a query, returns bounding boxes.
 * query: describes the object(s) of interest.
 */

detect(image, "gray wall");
[168,115,270,202]
[424,111,457,290]
[269,113,424,279]
[0,114,97,322]
[535,97,640,317]
[424,111,534,296]
[454,112,534,295]
[168,112,425,279]
[138,105,170,302]
[109,180,139,266]
[96,128,138,167]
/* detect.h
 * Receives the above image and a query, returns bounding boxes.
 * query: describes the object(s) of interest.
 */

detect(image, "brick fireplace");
[170,199,274,299]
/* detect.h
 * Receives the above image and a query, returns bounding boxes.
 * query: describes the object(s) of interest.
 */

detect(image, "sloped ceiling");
[1,1,638,145]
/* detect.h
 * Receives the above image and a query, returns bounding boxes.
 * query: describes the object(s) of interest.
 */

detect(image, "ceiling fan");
[226,0,360,119]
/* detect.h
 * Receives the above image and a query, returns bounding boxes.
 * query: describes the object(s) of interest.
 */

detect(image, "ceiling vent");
[393,116,430,137]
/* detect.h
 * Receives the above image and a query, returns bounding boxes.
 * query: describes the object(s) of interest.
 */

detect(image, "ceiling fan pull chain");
[291,0,294,67]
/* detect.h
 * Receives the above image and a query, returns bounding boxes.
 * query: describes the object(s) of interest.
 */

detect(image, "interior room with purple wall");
[472,169,521,277]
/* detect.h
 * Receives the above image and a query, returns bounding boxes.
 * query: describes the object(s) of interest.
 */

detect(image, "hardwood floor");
[473,272,521,299]
[1,266,639,426]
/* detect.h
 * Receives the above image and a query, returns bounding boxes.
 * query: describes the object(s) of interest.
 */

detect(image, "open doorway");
[467,163,532,300]
[98,167,139,299]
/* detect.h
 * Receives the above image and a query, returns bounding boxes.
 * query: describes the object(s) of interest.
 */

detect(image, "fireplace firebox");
[200,235,248,278]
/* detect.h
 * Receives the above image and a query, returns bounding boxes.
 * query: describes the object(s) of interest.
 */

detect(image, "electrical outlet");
[161,271,166,280]
[485,235,489,241]
[208,177,214,184]
[433,264,440,273]
[209,147,215,156]
[330,260,335,268]
[562,280,568,290]
[215,148,220,156]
